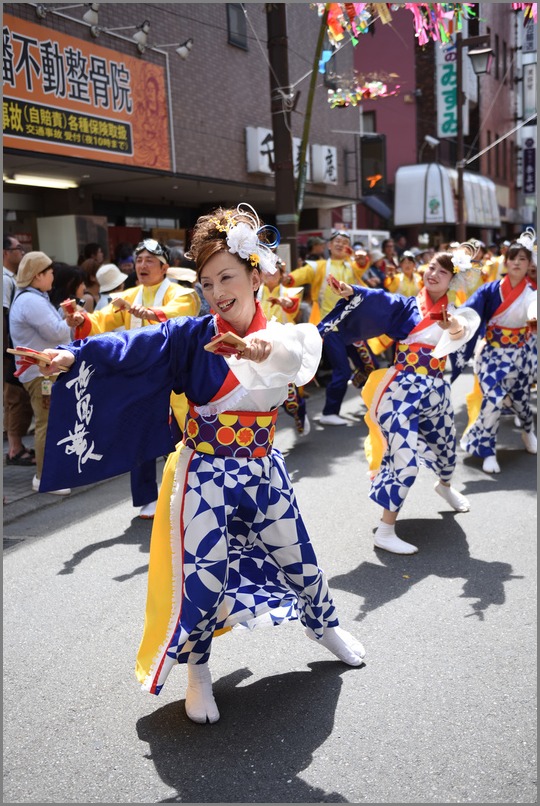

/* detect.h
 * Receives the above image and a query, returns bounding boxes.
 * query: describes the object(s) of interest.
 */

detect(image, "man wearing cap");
[283,231,371,425]
[65,239,201,518]
[9,251,72,495]
[305,236,326,263]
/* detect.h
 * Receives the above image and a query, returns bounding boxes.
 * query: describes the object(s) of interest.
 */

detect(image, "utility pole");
[266,3,298,266]
[296,4,330,216]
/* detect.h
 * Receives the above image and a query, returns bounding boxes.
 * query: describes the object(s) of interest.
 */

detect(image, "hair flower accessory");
[516,227,536,252]
[451,241,479,274]
[224,203,281,275]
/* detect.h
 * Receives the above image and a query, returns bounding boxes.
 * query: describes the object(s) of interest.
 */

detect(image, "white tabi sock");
[482,455,501,474]
[305,625,365,666]
[185,662,220,724]
[434,481,470,512]
[374,522,418,554]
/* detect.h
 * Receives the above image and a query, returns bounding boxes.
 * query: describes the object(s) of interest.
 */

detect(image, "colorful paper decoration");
[315,3,478,47]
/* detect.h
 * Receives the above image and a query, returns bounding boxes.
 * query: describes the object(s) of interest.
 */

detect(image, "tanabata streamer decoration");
[315,3,477,47]
[327,71,401,107]
[511,3,537,24]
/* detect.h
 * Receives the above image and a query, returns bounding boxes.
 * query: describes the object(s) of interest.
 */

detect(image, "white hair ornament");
[515,227,536,253]
[217,203,281,275]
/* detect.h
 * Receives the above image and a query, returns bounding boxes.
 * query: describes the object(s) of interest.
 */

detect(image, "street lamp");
[456,33,494,241]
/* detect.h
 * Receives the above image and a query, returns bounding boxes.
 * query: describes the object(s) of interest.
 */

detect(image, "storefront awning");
[360,195,393,220]
[394,163,501,228]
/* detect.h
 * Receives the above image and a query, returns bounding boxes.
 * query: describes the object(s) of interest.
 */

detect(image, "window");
[495,132,500,177]
[227,4,248,50]
[495,34,500,80]
[487,130,491,175]
[360,111,376,134]
[503,41,507,84]
[360,134,387,195]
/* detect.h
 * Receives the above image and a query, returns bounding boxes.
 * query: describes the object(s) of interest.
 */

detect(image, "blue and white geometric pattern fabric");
[369,373,456,511]
[167,446,338,668]
[462,344,536,457]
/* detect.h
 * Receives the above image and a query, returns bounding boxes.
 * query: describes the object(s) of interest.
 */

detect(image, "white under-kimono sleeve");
[226,321,322,390]
[432,307,481,359]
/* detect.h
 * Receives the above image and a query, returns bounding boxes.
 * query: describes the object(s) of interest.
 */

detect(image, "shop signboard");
[3,13,171,171]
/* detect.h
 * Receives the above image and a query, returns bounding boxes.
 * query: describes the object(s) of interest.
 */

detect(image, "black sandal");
[6,449,36,466]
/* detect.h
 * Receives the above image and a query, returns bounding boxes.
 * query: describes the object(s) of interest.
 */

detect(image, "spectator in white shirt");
[9,252,72,494]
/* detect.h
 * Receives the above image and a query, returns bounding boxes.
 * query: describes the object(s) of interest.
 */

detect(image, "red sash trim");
[494,276,528,317]
[209,302,268,403]
[410,289,448,336]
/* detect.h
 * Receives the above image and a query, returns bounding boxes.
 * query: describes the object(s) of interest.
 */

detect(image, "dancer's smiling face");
[200,251,261,335]
[424,258,454,301]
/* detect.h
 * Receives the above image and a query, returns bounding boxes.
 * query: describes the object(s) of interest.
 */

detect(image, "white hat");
[166,266,197,284]
[96,263,129,293]
[369,249,384,262]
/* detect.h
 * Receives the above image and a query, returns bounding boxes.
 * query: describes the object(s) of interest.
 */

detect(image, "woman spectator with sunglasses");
[64,239,201,519]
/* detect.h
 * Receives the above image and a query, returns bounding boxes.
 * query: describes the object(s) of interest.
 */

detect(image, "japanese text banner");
[3,14,171,171]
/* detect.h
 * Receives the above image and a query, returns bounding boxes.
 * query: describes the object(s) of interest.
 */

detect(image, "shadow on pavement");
[330,513,523,623]
[136,662,361,803]
[57,516,150,576]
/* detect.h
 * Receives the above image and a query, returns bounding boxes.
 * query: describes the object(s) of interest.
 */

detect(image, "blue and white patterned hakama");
[159,445,338,679]
[462,343,536,458]
[369,374,456,511]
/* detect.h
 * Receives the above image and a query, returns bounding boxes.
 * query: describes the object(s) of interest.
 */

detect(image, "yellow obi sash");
[485,325,529,349]
[393,342,447,377]
[183,406,278,458]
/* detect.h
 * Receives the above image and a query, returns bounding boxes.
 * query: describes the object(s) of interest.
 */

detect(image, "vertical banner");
[436,37,469,139]
[523,135,536,196]
[3,14,171,171]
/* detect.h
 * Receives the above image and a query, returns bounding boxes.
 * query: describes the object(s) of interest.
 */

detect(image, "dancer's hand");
[327,274,353,298]
[39,349,75,376]
[268,296,294,311]
[65,311,85,328]
[238,336,272,363]
[440,313,466,339]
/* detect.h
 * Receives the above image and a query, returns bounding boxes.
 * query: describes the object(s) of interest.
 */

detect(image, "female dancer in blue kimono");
[37,204,365,725]
[318,250,481,556]
[458,229,537,473]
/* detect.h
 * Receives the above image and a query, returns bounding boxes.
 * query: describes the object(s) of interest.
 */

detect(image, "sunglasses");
[5,245,24,251]
[135,239,168,260]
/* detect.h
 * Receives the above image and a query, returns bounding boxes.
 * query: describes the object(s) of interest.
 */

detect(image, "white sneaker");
[459,437,469,453]
[139,500,157,519]
[482,456,501,474]
[521,431,537,454]
[374,534,418,554]
[319,413,348,426]
[32,475,71,495]
[514,415,522,428]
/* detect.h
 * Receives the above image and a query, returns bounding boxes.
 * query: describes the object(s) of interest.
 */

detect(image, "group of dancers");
[25,204,535,724]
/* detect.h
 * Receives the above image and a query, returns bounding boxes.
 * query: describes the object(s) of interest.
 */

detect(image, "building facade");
[3,3,537,261]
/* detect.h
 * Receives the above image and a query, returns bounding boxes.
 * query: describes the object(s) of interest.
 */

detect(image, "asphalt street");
[3,368,537,804]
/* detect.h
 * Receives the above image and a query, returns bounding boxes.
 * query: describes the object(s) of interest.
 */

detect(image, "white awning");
[394,163,500,228]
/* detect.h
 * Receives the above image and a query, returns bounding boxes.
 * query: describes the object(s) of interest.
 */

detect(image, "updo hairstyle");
[187,207,268,278]
[430,252,455,274]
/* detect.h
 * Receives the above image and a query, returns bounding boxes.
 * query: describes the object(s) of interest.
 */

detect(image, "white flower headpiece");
[516,227,536,253]
[450,241,478,274]
[213,203,281,275]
